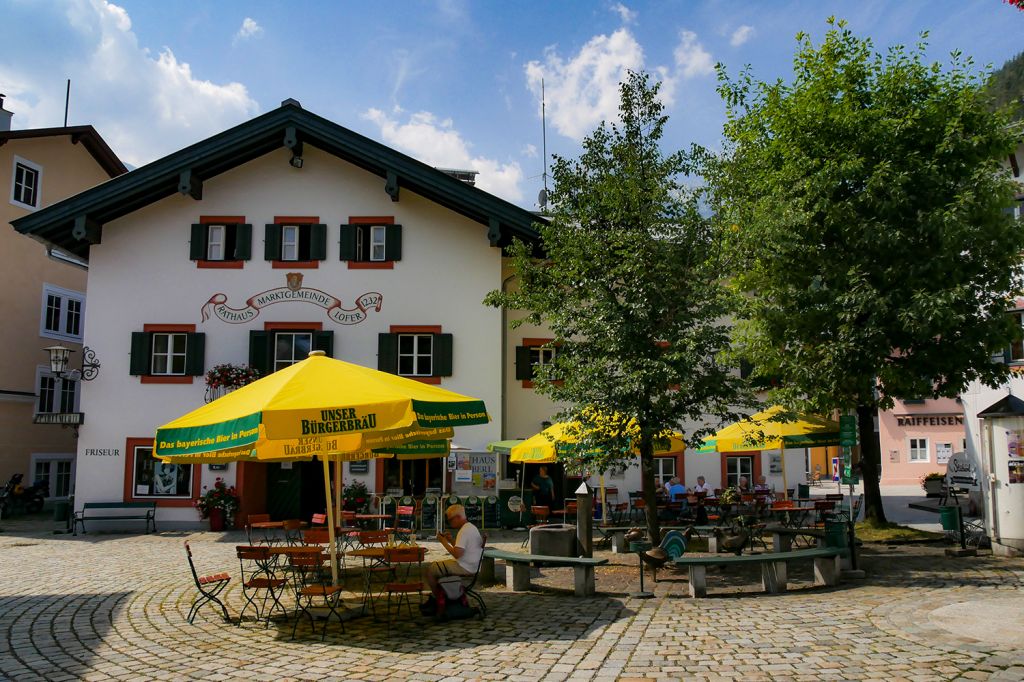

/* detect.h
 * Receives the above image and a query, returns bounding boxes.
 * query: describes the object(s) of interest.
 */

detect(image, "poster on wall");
[455,453,473,483]
[831,457,840,482]
[935,443,952,465]
[1010,431,1024,458]
[1010,458,1024,484]
[769,453,783,475]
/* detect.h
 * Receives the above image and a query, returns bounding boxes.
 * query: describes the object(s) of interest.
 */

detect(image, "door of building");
[382,457,444,496]
[265,461,326,520]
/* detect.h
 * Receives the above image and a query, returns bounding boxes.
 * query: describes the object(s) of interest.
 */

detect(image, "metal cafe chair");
[282,519,304,546]
[184,541,231,624]
[288,548,344,641]
[521,506,551,548]
[235,545,288,628]
[246,513,271,545]
[381,545,427,635]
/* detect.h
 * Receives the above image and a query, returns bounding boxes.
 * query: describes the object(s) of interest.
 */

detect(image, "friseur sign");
[895,415,964,427]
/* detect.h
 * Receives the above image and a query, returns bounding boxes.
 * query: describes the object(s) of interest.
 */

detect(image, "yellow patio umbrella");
[154,351,489,584]
[503,421,685,524]
[696,405,840,494]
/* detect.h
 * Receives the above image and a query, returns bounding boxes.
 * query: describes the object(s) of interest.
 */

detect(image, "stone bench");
[673,547,845,598]
[596,525,717,553]
[482,548,608,596]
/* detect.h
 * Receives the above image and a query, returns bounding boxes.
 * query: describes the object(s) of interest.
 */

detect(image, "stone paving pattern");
[1,524,1023,681]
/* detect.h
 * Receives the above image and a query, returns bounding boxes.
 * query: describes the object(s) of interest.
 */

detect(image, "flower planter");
[923,479,944,498]
[208,507,225,531]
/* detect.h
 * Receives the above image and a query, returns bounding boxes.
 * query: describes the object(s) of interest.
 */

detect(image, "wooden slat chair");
[235,545,288,627]
[521,506,551,548]
[246,513,271,545]
[356,530,395,617]
[385,506,417,545]
[301,528,342,572]
[288,548,344,641]
[382,545,427,634]
[282,519,304,546]
[184,541,231,624]
[813,500,837,527]
[310,512,327,527]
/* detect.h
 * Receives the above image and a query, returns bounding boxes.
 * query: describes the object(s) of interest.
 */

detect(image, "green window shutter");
[314,330,334,358]
[385,224,403,262]
[189,223,207,261]
[515,345,534,381]
[310,223,328,260]
[234,224,252,260]
[249,330,271,375]
[185,332,206,376]
[339,224,357,261]
[129,332,152,375]
[377,333,398,374]
[264,224,281,261]
[433,333,453,377]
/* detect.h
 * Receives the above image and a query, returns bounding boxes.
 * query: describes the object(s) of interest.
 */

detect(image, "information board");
[420,495,440,533]
[483,495,500,529]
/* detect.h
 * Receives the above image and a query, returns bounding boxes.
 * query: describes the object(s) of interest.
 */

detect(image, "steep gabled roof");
[0,125,126,178]
[11,99,542,260]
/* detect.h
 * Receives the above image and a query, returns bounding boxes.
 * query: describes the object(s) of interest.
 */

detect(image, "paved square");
[1,526,1022,681]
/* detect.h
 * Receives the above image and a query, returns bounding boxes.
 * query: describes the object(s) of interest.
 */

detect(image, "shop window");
[264,217,326,268]
[515,338,559,387]
[190,217,251,268]
[377,325,452,383]
[248,324,333,375]
[11,156,41,209]
[124,438,198,505]
[129,325,205,383]
[40,284,85,342]
[909,438,929,462]
[339,217,401,269]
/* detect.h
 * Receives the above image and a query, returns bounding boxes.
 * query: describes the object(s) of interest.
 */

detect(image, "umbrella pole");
[334,458,343,525]
[780,448,788,500]
[323,457,339,586]
[600,473,608,526]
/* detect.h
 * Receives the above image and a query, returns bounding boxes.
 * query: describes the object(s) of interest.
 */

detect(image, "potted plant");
[204,363,260,403]
[195,477,241,531]
[921,472,945,497]
[342,480,369,512]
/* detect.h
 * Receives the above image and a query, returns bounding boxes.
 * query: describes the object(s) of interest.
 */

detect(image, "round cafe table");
[355,514,391,530]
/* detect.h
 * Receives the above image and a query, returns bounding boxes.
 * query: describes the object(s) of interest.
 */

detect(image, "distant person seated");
[754,475,774,502]
[663,477,675,497]
[690,476,711,496]
[667,478,686,501]
[737,476,751,493]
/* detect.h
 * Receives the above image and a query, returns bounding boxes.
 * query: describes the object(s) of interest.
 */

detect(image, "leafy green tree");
[707,19,1024,523]
[486,71,747,541]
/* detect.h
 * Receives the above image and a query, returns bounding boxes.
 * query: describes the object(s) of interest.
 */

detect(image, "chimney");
[0,94,12,132]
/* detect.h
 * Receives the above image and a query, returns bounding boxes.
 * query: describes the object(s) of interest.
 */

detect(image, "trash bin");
[530,523,578,557]
[823,520,847,549]
[53,500,70,523]
[939,505,961,532]
[797,483,810,499]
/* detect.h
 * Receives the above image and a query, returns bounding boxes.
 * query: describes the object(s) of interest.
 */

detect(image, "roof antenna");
[63,79,70,127]
[537,77,549,211]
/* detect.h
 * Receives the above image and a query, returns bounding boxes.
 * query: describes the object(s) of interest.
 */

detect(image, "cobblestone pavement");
[1,526,1022,681]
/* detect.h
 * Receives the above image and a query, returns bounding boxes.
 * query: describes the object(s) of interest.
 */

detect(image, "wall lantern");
[42,345,101,382]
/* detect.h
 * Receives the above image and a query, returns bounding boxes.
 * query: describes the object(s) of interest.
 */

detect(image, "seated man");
[690,476,711,496]
[754,475,774,503]
[426,504,484,595]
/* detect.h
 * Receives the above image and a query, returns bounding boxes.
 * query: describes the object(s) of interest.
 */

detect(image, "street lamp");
[42,345,101,381]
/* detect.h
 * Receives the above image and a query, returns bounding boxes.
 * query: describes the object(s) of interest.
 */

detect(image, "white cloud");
[730,24,755,47]
[521,143,538,159]
[0,0,259,168]
[611,3,637,24]
[525,29,645,141]
[234,17,263,43]
[524,27,714,141]
[673,30,715,79]
[362,108,524,203]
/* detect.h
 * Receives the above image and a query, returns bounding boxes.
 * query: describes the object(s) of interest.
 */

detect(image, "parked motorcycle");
[0,473,47,516]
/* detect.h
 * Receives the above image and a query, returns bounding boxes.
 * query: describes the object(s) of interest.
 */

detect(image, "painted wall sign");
[84,448,120,457]
[200,272,382,325]
[895,415,964,427]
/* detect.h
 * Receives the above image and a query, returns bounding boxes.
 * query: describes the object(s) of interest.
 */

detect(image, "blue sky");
[2,0,1022,207]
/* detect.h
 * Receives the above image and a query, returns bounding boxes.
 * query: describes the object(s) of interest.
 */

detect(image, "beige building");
[0,95,125,504]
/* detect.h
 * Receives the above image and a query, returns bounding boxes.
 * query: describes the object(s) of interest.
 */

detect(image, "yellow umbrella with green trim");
[154,351,488,585]
[696,405,840,494]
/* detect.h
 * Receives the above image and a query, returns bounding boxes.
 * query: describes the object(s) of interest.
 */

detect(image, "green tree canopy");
[486,71,747,541]
[707,18,1024,523]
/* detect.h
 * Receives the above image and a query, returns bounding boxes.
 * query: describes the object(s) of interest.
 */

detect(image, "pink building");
[878,398,966,485]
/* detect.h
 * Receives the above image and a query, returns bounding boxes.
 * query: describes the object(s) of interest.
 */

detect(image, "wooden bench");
[482,548,608,596]
[673,547,845,598]
[74,502,157,535]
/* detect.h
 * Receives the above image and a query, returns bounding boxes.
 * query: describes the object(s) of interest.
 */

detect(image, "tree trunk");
[639,435,661,544]
[857,404,888,525]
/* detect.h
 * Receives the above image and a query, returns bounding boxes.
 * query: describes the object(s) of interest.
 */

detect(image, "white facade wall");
[75,147,514,525]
